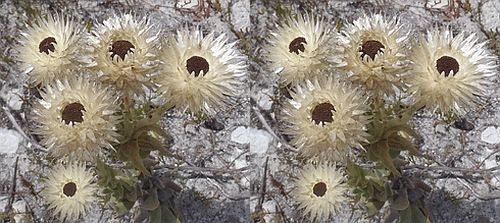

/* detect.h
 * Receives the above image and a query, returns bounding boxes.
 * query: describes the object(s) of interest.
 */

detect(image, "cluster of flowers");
[267,14,496,221]
[18,13,245,221]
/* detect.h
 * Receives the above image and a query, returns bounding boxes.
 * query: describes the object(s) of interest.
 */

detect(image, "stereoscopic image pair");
[0,0,499,222]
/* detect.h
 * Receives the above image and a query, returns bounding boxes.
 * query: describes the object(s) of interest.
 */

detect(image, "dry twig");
[153,164,253,173]
[404,163,500,173]
[254,156,269,214]
[457,178,500,200]
[409,153,500,200]
[206,178,250,201]
[3,157,19,214]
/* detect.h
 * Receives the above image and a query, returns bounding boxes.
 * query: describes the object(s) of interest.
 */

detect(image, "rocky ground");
[248,0,500,223]
[0,0,499,223]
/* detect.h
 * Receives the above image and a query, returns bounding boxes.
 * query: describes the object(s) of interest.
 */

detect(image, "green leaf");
[334,19,343,32]
[121,140,151,176]
[138,135,166,153]
[365,201,378,216]
[384,182,393,201]
[115,201,130,216]
[161,206,181,223]
[149,206,162,223]
[365,174,384,187]
[366,201,385,216]
[124,186,138,202]
[391,189,410,211]
[399,205,432,223]
[399,206,412,223]
[85,18,92,33]
[143,189,160,211]
[96,159,113,186]
[397,135,421,156]
[410,205,432,223]
[115,175,137,189]
[370,141,401,176]
[115,184,124,198]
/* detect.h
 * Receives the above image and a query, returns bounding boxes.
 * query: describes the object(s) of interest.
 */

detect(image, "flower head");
[156,28,245,115]
[42,163,98,221]
[33,77,121,161]
[86,14,159,95]
[407,28,496,114]
[18,14,83,86]
[282,77,371,160]
[292,163,347,222]
[267,14,334,86]
[335,14,409,97]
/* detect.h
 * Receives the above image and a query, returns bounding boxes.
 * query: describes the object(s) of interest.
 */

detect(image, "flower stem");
[401,100,426,121]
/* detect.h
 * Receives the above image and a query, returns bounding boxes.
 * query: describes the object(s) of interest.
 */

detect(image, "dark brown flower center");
[436,56,459,77]
[311,102,336,125]
[63,182,77,197]
[110,40,135,60]
[313,182,327,197]
[289,37,307,54]
[39,37,57,54]
[61,102,86,125]
[360,40,385,60]
[186,56,209,77]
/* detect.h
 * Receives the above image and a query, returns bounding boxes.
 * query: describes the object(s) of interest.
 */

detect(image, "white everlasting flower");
[18,14,83,86]
[282,76,371,160]
[86,14,159,96]
[156,28,246,115]
[267,14,334,86]
[407,28,496,114]
[335,14,409,97]
[33,77,121,161]
[42,163,98,221]
[292,163,347,222]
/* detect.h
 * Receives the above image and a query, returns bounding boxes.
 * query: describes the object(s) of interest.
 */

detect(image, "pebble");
[453,118,474,131]
[203,118,225,131]
[0,128,22,154]
[230,0,250,31]
[482,0,500,31]
[435,124,447,135]
[480,126,500,144]
[254,87,274,110]
[0,195,27,222]
[262,200,278,223]
[230,126,272,154]
[0,87,23,110]
[484,158,497,170]
[257,92,273,110]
